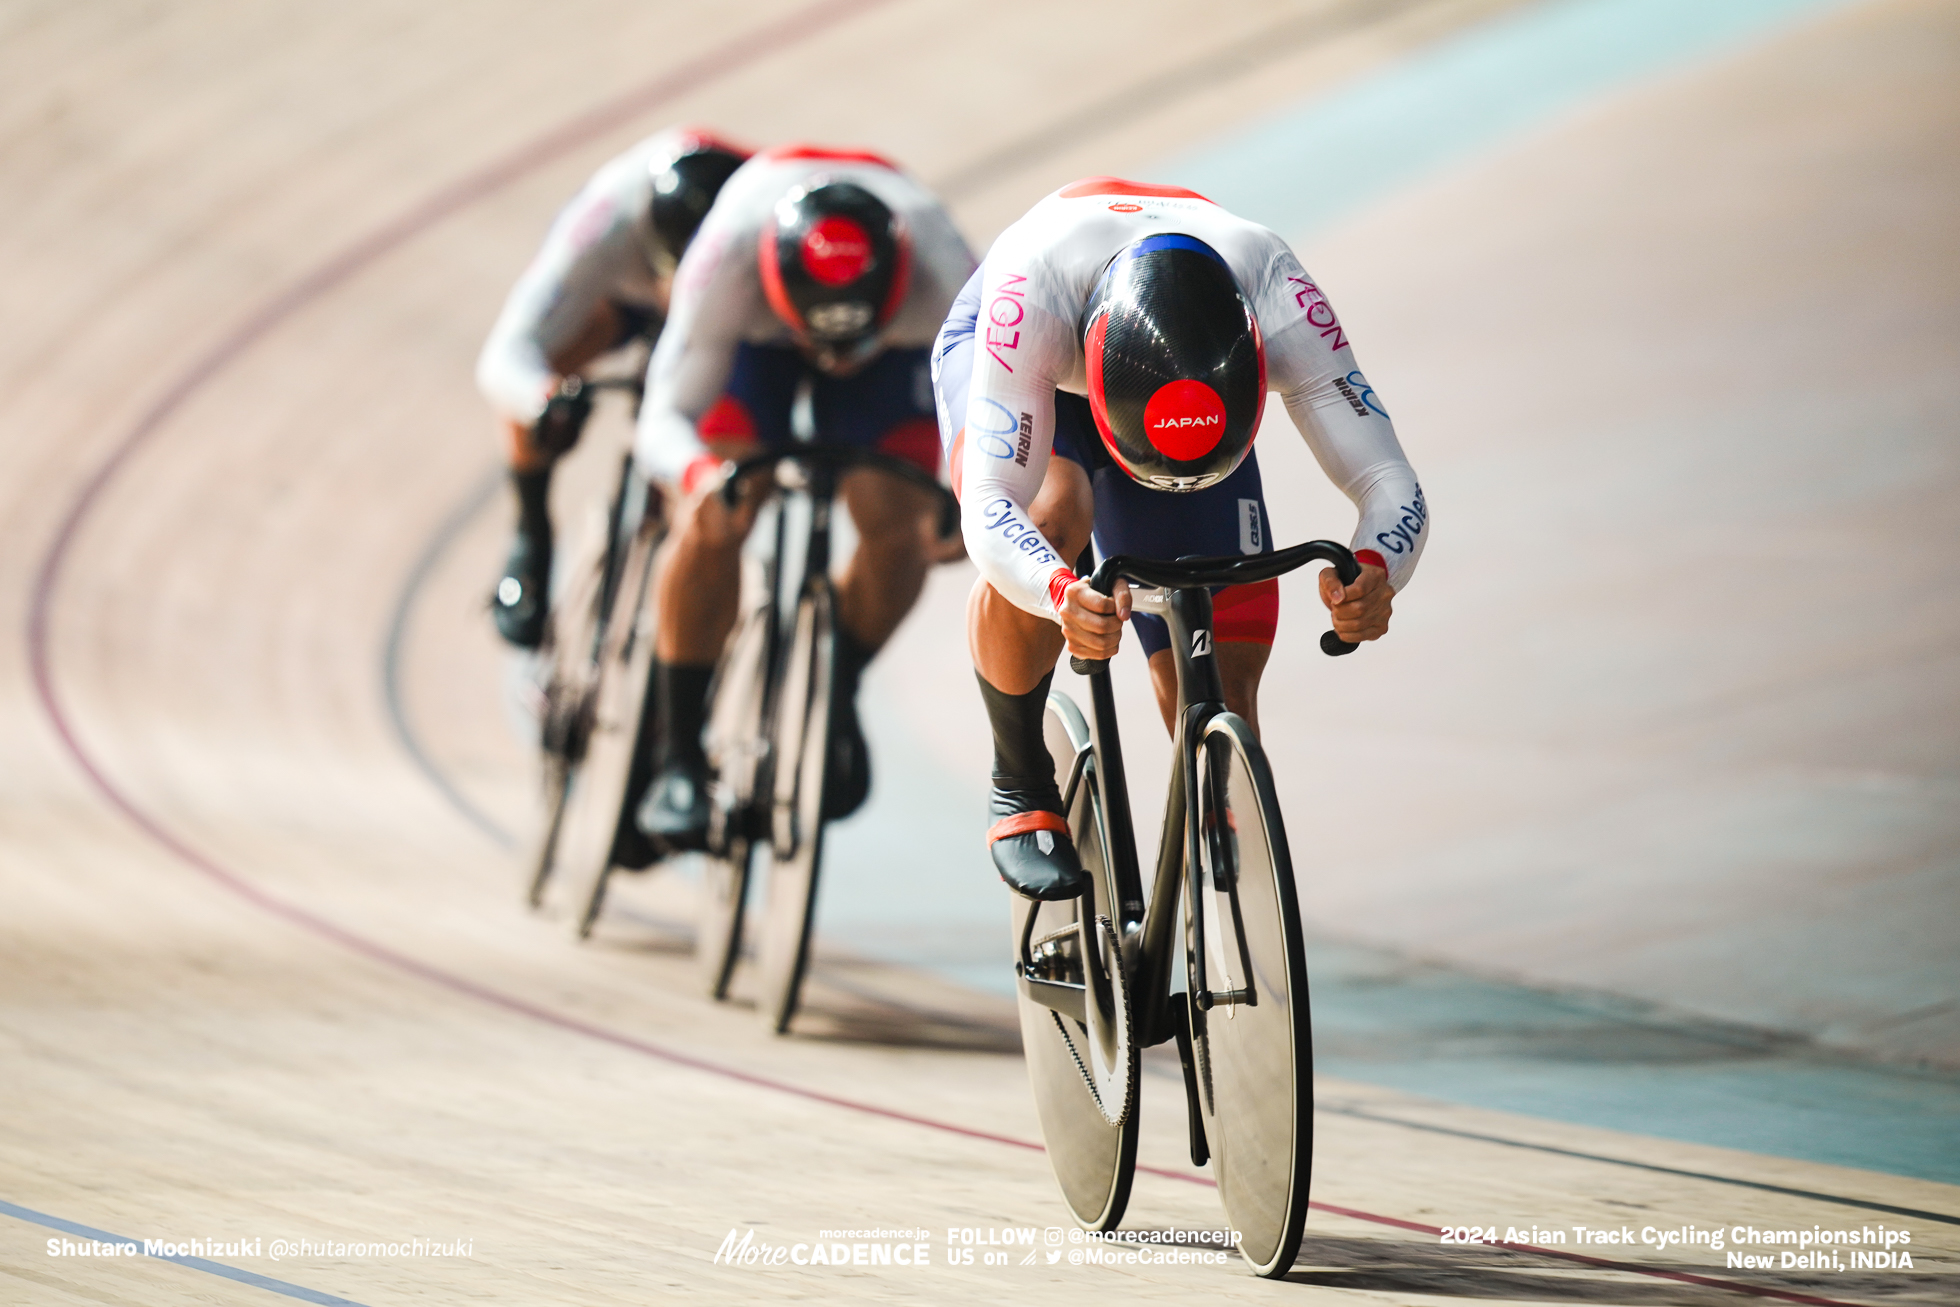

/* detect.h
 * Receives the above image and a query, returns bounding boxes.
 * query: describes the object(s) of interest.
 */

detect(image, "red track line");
[17,10,1876,1305]
[25,0,895,705]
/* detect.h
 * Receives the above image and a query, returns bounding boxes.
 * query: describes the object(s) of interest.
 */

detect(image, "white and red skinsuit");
[938,178,1427,620]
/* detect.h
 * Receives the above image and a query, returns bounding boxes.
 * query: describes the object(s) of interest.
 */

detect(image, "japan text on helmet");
[1081,233,1266,491]
[645,134,750,274]
[758,178,911,373]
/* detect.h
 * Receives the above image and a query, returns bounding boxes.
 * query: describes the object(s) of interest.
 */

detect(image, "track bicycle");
[691,444,959,1031]
[1014,538,1361,1277]
[519,373,675,919]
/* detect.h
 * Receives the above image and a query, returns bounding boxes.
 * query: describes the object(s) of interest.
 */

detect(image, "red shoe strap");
[987,810,1069,843]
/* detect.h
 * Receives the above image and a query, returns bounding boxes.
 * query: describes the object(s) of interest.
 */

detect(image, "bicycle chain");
[1045,915,1134,1128]
[1049,1009,1109,1119]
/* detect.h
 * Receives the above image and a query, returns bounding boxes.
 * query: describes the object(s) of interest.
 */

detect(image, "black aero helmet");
[646,134,749,273]
[759,178,911,371]
[1082,233,1266,491]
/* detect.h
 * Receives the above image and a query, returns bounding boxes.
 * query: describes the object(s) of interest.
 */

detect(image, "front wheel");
[550,511,662,934]
[697,602,774,999]
[525,501,613,907]
[1010,689,1139,1231]
[1186,711,1313,1277]
[752,586,834,1034]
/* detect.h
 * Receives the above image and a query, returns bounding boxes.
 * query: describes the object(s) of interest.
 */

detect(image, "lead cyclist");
[932,177,1429,901]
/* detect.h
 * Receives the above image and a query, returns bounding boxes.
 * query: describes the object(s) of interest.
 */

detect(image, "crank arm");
[1016,971,1086,1024]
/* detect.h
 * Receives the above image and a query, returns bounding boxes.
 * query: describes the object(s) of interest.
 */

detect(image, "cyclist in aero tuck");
[632,145,975,848]
[932,177,1429,900]
[476,127,750,648]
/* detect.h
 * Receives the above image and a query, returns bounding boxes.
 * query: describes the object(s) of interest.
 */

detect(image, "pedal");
[1025,925,1083,984]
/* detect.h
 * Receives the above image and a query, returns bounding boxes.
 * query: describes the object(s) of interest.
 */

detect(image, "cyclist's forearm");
[632,316,739,486]
[633,404,709,486]
[1347,462,1428,586]
[961,491,1074,621]
[475,328,555,424]
[1278,385,1427,590]
[957,386,1073,619]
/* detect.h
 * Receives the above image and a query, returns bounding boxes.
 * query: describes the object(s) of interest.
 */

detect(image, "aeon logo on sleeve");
[1143,379,1225,460]
[1286,276,1348,352]
[985,274,1027,372]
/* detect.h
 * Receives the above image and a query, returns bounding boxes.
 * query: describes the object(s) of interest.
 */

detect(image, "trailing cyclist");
[633,144,976,848]
[476,127,750,648]
[932,177,1428,901]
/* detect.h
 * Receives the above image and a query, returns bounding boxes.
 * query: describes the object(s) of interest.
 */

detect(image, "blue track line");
[378,464,516,849]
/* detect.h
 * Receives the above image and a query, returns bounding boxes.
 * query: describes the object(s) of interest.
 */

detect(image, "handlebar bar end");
[1320,630,1358,657]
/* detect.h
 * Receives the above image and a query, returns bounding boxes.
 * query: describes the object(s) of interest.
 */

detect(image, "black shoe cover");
[822,693,871,820]
[609,816,662,871]
[493,527,550,649]
[636,757,711,853]
[989,783,1087,901]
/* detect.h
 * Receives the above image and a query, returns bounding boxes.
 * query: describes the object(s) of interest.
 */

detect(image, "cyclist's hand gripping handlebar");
[532,373,644,457]
[1064,564,1126,679]
[1067,540,1363,676]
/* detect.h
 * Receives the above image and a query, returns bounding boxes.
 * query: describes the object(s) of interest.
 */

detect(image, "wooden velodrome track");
[3,0,1955,1303]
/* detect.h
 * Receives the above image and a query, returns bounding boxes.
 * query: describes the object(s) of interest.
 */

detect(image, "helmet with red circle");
[759,178,912,373]
[1081,233,1266,491]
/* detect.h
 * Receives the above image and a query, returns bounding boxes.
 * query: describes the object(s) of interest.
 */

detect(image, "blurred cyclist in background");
[933,177,1428,901]
[477,127,750,648]
[633,144,974,848]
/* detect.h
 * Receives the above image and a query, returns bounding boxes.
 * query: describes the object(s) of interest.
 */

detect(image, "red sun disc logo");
[801,216,872,286]
[1143,379,1226,460]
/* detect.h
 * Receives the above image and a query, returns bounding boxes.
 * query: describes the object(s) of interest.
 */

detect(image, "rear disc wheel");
[1011,690,1139,1231]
